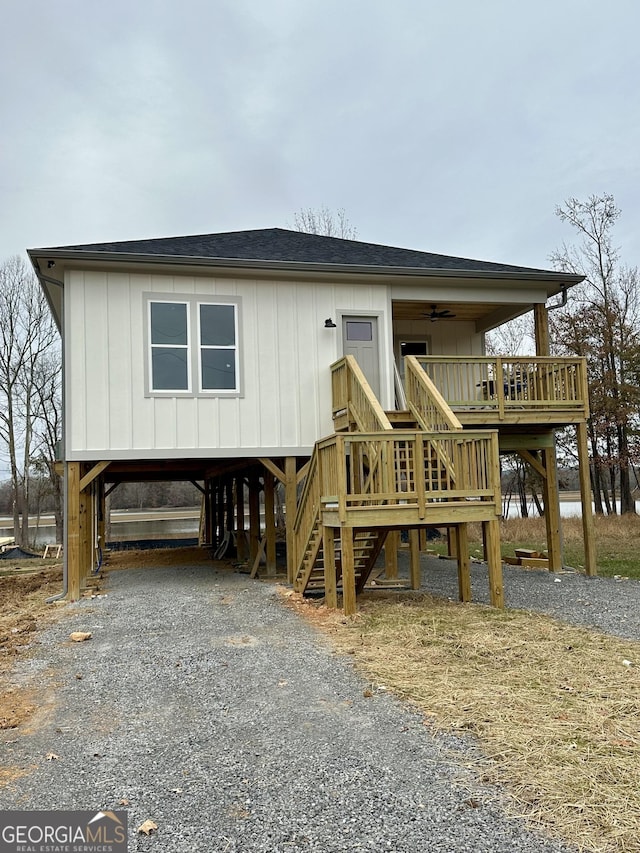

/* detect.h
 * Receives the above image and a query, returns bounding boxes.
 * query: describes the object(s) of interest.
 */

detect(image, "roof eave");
[27,248,585,287]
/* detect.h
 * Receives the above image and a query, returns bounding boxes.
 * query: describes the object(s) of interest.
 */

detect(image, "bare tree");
[292,206,357,239]
[0,256,61,546]
[31,351,63,540]
[485,314,535,356]
[550,194,640,515]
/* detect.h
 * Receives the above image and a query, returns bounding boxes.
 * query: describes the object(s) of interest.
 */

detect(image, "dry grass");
[290,591,640,853]
[430,516,640,579]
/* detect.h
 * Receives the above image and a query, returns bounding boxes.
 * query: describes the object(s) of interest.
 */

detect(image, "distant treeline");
[0,478,201,515]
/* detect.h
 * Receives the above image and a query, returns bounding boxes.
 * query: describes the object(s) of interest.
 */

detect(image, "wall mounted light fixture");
[324,318,337,328]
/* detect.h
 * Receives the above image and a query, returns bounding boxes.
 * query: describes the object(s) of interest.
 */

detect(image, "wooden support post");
[447,526,458,558]
[105,490,112,546]
[284,457,298,584]
[264,468,277,576]
[323,526,338,609]
[96,476,106,563]
[534,303,551,356]
[79,471,90,588]
[235,475,247,560]
[541,443,563,571]
[67,462,82,600]
[577,421,597,576]
[483,518,504,608]
[225,477,234,535]
[384,530,399,579]
[249,470,260,563]
[409,529,421,590]
[203,479,213,546]
[456,524,471,603]
[341,528,357,616]
[419,528,427,551]
[216,478,225,545]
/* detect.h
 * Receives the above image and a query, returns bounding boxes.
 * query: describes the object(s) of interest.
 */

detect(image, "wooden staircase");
[291,355,504,613]
[294,525,388,595]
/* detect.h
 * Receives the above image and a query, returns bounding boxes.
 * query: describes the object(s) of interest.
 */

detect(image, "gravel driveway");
[4,556,636,852]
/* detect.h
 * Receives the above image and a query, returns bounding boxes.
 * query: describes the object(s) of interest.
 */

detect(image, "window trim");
[144,293,242,398]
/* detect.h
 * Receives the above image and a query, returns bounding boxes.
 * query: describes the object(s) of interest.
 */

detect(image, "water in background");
[0,511,200,549]
[2,499,628,549]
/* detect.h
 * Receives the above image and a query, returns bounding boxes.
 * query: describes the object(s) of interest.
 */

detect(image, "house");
[28,228,594,611]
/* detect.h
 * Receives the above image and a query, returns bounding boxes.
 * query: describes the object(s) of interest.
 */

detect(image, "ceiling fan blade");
[425,306,456,320]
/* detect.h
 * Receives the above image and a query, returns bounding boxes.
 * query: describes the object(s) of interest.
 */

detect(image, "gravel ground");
[0,561,585,853]
[417,554,640,641]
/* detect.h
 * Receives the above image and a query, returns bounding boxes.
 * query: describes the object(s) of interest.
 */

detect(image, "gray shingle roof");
[41,228,559,276]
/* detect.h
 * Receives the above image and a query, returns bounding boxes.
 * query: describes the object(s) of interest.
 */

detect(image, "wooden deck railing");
[405,355,463,431]
[313,429,501,522]
[415,356,589,420]
[331,356,392,431]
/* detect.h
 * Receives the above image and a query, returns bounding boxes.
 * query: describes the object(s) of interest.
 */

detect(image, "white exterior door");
[342,316,381,399]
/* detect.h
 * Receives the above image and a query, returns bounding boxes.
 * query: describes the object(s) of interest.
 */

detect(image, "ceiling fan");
[425,305,456,322]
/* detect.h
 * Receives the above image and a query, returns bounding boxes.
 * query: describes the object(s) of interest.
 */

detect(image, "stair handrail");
[404,355,463,431]
[393,359,407,410]
[293,443,320,533]
[331,355,392,432]
[291,444,321,585]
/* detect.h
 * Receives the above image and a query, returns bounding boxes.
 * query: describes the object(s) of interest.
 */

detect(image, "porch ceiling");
[392,300,503,322]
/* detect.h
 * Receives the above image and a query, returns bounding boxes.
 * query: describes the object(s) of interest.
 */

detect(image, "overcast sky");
[2,0,639,270]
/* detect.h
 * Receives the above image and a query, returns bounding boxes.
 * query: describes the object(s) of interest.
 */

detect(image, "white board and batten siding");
[64,270,392,461]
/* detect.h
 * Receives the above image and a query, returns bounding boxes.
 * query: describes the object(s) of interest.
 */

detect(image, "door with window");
[342,316,380,399]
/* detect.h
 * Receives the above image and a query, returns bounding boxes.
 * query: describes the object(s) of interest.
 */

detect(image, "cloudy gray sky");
[2,0,639,269]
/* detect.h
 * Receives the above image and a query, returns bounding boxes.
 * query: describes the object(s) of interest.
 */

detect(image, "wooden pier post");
[483,518,504,608]
[456,524,471,603]
[577,421,597,576]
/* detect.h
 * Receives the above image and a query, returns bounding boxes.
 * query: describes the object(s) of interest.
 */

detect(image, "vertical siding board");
[296,287,322,443]
[83,272,110,450]
[130,275,155,450]
[197,398,220,450]
[106,273,133,450]
[176,396,198,449]
[65,271,88,456]
[153,397,178,448]
[277,284,300,447]
[218,398,242,448]
[238,280,260,449]
[254,282,280,446]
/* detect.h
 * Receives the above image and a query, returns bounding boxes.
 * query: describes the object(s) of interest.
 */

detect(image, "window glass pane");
[152,347,188,390]
[400,341,428,356]
[151,302,187,345]
[346,321,372,341]
[200,304,236,346]
[201,349,236,390]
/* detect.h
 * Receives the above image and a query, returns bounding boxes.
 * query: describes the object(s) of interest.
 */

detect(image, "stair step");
[385,410,419,428]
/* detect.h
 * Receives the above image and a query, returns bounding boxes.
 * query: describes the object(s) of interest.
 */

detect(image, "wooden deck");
[415,356,589,427]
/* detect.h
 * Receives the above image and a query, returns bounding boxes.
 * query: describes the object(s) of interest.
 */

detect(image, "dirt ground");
[0,566,65,730]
